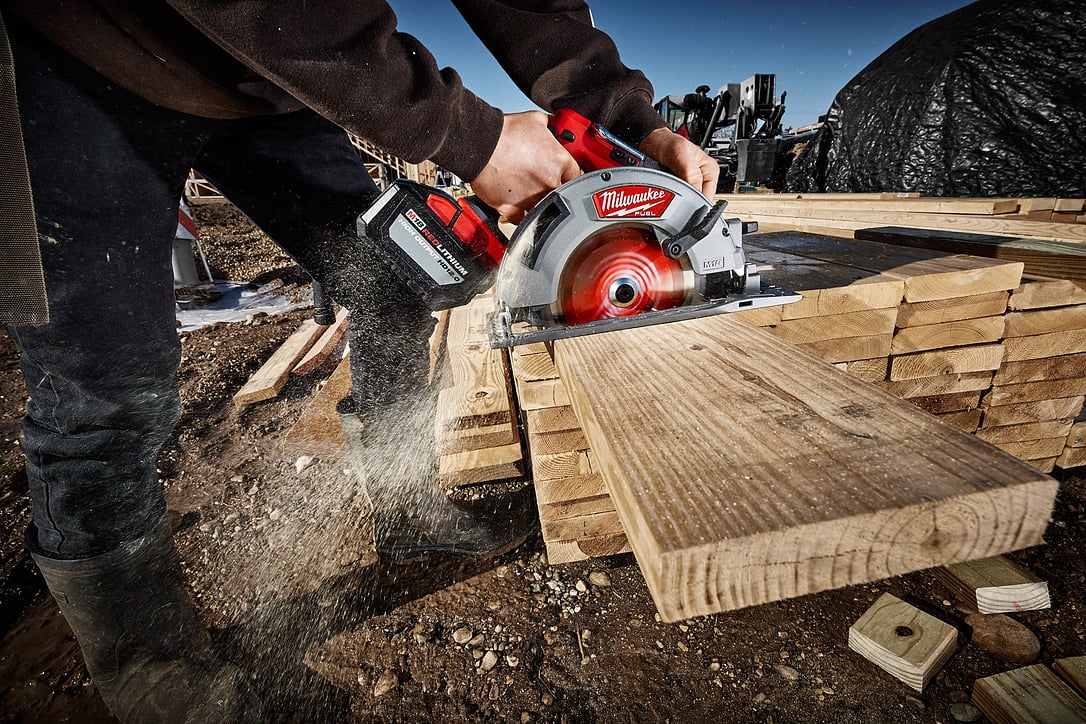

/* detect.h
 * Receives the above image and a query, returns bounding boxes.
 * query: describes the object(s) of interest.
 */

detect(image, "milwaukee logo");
[592,185,675,219]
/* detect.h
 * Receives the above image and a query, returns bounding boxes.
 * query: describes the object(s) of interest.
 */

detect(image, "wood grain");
[553,315,1057,620]
[973,664,1086,724]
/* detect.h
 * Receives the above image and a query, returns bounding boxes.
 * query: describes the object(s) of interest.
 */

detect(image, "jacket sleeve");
[166,0,505,180]
[452,0,666,146]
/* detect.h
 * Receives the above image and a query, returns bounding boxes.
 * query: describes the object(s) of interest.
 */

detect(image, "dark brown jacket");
[4,0,664,180]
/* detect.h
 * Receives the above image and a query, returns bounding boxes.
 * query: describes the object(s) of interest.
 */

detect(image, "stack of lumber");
[507,341,631,563]
[433,293,524,488]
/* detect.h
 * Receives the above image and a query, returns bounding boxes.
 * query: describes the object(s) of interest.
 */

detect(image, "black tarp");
[785,0,1086,197]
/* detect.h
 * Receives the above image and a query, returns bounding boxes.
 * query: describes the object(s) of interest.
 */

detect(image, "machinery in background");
[654,74,821,191]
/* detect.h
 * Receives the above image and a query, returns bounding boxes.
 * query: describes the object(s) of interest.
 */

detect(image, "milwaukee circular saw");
[353,109,798,348]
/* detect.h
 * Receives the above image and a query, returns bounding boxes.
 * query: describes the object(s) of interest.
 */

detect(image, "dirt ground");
[1,204,1085,723]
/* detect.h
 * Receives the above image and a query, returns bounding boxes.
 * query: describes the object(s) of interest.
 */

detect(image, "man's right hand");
[469,111,581,224]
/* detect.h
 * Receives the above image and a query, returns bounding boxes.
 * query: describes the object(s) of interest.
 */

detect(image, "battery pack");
[357,181,506,311]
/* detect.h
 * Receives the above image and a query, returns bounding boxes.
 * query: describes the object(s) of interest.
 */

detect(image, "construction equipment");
[353,110,799,348]
[654,75,819,190]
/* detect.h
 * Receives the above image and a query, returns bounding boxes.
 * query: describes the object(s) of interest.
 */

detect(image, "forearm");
[166,0,505,180]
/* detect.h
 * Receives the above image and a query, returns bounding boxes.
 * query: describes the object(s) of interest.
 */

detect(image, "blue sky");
[392,1,974,128]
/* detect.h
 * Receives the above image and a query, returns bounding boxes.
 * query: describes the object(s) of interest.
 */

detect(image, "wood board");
[552,314,1057,621]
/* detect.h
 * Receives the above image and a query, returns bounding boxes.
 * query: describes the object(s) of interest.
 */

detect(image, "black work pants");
[6,22,431,559]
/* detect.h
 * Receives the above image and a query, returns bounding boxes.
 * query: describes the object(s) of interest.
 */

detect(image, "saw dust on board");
[1,204,1086,722]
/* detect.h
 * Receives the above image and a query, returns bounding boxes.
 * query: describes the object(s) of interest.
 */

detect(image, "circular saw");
[487,166,800,348]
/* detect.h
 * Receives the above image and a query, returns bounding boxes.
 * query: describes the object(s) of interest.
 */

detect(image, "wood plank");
[1003,329,1086,362]
[436,421,517,455]
[1057,446,1086,469]
[773,308,896,344]
[509,347,560,382]
[875,371,994,399]
[888,344,1004,381]
[796,334,892,364]
[847,593,957,693]
[890,316,1004,355]
[544,533,631,565]
[934,555,1050,614]
[993,437,1068,461]
[435,294,515,428]
[982,397,1085,428]
[515,377,571,411]
[1010,279,1086,310]
[972,664,1086,724]
[909,391,981,415]
[285,354,352,453]
[896,291,1009,328]
[233,319,326,406]
[1031,458,1058,474]
[436,443,523,488]
[937,409,982,432]
[846,358,890,383]
[525,405,582,435]
[534,473,608,506]
[994,354,1086,385]
[1053,657,1086,699]
[539,494,618,522]
[1067,420,1086,447]
[553,314,1057,621]
[984,378,1086,406]
[292,307,349,376]
[722,195,1014,214]
[527,428,590,457]
[531,449,594,483]
[854,226,1086,281]
[977,421,1074,445]
[1004,306,1086,337]
[540,510,624,543]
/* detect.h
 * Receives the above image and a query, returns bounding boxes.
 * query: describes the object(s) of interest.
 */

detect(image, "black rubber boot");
[28,516,262,723]
[339,398,533,562]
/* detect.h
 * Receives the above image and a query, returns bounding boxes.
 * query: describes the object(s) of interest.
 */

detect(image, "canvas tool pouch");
[0,11,48,327]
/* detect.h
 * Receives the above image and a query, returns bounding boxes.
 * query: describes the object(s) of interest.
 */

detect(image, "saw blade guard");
[494,167,745,325]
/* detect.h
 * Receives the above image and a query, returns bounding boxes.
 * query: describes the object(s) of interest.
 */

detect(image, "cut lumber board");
[540,510,624,543]
[994,354,1086,385]
[772,308,896,344]
[285,354,352,453]
[1068,420,1086,447]
[795,334,892,364]
[846,358,890,383]
[937,409,982,432]
[854,226,1086,281]
[1054,657,1086,699]
[934,555,1050,614]
[972,664,1086,724]
[721,196,1021,215]
[435,294,515,429]
[982,397,1085,428]
[1003,329,1086,362]
[984,378,1086,406]
[895,291,1009,328]
[535,473,608,507]
[233,319,327,406]
[436,443,523,488]
[1004,306,1086,337]
[1010,278,1086,310]
[1057,446,1086,469]
[544,534,631,565]
[890,316,1004,355]
[888,344,1005,381]
[909,391,981,415]
[553,314,1057,620]
[292,307,349,376]
[847,593,957,693]
[993,437,1068,461]
[515,377,571,411]
[875,371,994,399]
[977,421,1074,445]
[525,405,582,435]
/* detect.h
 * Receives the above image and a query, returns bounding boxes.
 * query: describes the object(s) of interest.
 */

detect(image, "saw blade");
[551,225,698,325]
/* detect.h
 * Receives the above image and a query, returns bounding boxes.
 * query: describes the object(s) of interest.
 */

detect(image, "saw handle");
[549,108,645,171]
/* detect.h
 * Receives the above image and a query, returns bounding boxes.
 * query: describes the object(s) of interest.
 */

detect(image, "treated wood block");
[995,354,1086,385]
[993,437,1068,461]
[1054,656,1086,699]
[934,555,1050,614]
[554,315,1057,620]
[796,334,892,364]
[1004,306,1086,337]
[876,371,994,399]
[848,593,957,693]
[1003,329,1086,362]
[773,308,896,344]
[896,291,1009,328]
[545,533,632,565]
[436,421,517,455]
[532,449,594,482]
[910,391,981,415]
[891,316,1004,355]
[234,319,326,406]
[984,378,1086,406]
[524,405,582,434]
[535,473,608,506]
[889,344,1004,381]
[527,428,590,457]
[981,397,1085,428]
[731,305,782,327]
[846,358,890,383]
[977,420,1074,445]
[540,510,624,543]
[1010,279,1086,310]
[437,443,524,488]
[515,377,571,411]
[509,347,560,382]
[972,664,1086,724]
[539,494,618,521]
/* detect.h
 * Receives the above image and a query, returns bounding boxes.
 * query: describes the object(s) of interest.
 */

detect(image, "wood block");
[981,397,1084,428]
[527,428,590,457]
[1003,329,1086,362]
[888,344,1004,381]
[539,493,618,521]
[544,533,632,565]
[540,510,624,543]
[1055,198,1086,213]
[436,443,523,488]
[984,378,1086,406]
[977,420,1074,446]
[909,391,982,415]
[993,437,1068,461]
[292,307,349,376]
[1010,279,1086,310]
[532,449,594,482]
[1004,306,1086,337]
[1067,420,1086,447]
[1054,657,1086,699]
[525,405,582,434]
[1057,446,1086,469]
[796,334,892,364]
[553,315,1057,620]
[896,291,1009,328]
[436,421,517,455]
[285,354,351,454]
[875,371,994,399]
[1031,458,1057,474]
[436,295,514,428]
[848,593,957,693]
[515,377,571,411]
[773,308,896,344]
[972,664,1086,724]
[891,316,1004,355]
[995,354,1086,385]
[535,473,608,506]
[509,347,560,382]
[934,555,1050,614]
[233,319,326,406]
[846,358,890,383]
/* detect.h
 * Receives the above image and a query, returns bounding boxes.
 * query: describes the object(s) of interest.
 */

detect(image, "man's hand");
[639,128,720,196]
[470,111,581,223]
